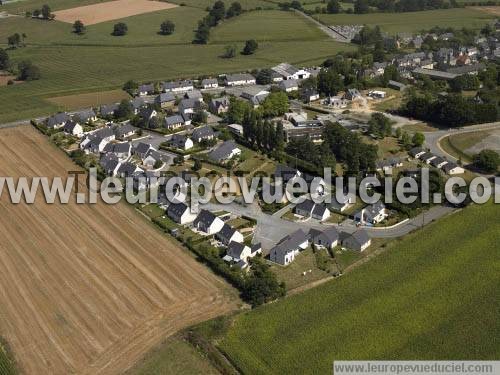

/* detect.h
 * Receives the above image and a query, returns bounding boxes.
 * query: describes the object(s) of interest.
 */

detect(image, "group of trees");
[402,93,498,127]
[0,49,9,70]
[473,149,500,173]
[222,39,258,58]
[26,4,54,19]
[17,60,41,81]
[368,112,393,138]
[286,137,336,170]
[356,0,458,13]
[194,1,242,44]
[7,33,27,49]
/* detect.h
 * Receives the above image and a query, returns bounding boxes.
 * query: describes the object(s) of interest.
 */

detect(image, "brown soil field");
[53,0,177,25]
[470,6,500,16]
[46,90,130,111]
[0,127,237,374]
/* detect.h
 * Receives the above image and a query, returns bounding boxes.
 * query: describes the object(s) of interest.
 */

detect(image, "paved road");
[423,121,500,163]
[202,200,456,250]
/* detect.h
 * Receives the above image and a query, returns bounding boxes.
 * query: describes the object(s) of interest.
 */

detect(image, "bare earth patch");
[0,74,20,86]
[470,6,500,16]
[0,127,236,374]
[53,0,178,25]
[46,89,130,110]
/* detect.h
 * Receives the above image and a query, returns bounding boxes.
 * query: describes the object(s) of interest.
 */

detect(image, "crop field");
[0,126,237,374]
[318,8,495,33]
[53,0,178,25]
[220,202,500,374]
[0,9,352,123]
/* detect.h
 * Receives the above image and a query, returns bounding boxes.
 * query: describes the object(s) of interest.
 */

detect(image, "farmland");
[0,126,237,374]
[219,202,500,374]
[0,8,351,123]
[318,8,495,33]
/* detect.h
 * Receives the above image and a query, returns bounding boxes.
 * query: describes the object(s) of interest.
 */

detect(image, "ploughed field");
[0,126,236,374]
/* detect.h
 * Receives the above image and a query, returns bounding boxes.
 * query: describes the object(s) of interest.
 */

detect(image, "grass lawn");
[318,8,494,34]
[445,130,496,159]
[126,335,219,375]
[46,89,130,110]
[139,203,165,219]
[401,122,438,133]
[219,201,500,374]
[268,247,333,290]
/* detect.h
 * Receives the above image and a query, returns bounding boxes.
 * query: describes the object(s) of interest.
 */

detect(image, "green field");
[0,9,352,122]
[219,202,500,374]
[318,8,495,33]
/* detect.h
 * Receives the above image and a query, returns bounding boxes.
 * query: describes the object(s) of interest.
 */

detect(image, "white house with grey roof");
[114,123,136,140]
[354,202,388,225]
[442,162,465,175]
[223,241,260,265]
[340,229,371,251]
[169,134,193,150]
[133,142,154,159]
[164,115,185,130]
[46,112,70,129]
[100,103,119,117]
[279,79,299,92]
[102,142,131,160]
[155,92,175,108]
[294,199,331,221]
[430,156,448,169]
[309,227,339,249]
[216,223,244,245]
[208,141,241,163]
[162,80,194,93]
[73,108,97,124]
[117,162,142,177]
[63,120,83,137]
[191,125,215,143]
[209,96,230,114]
[138,83,154,96]
[100,154,121,176]
[167,201,197,224]
[269,229,309,266]
[225,73,256,86]
[193,210,225,235]
[202,78,218,89]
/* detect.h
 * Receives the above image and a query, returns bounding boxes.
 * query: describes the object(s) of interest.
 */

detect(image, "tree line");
[194,1,243,44]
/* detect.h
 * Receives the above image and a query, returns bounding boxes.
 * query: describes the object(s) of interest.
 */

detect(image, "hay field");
[0,126,236,374]
[53,0,178,25]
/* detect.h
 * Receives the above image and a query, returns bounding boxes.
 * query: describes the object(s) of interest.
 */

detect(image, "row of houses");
[409,147,465,175]
[269,227,371,266]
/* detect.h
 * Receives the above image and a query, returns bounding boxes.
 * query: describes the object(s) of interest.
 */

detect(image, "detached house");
[419,152,437,164]
[100,154,121,176]
[162,80,194,93]
[442,162,465,175]
[100,103,119,118]
[138,83,154,96]
[114,123,136,140]
[279,79,299,92]
[63,120,83,137]
[133,142,154,159]
[309,227,339,249]
[191,125,215,143]
[341,229,371,251]
[169,134,193,150]
[409,147,426,158]
[193,210,225,235]
[155,92,175,109]
[117,161,142,177]
[178,98,201,115]
[208,141,241,163]
[102,142,132,160]
[430,156,448,169]
[354,202,388,225]
[46,112,70,129]
[223,241,261,267]
[164,115,185,130]
[202,78,219,89]
[269,229,309,266]
[143,150,171,169]
[294,199,331,221]
[216,223,244,245]
[167,201,197,224]
[209,96,230,114]
[73,108,97,124]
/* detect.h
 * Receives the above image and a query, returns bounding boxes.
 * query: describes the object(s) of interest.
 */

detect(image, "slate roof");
[218,224,236,240]
[100,103,119,116]
[430,156,448,167]
[271,229,309,258]
[208,141,239,162]
[279,79,299,89]
[347,229,370,247]
[295,199,315,214]
[114,123,136,137]
[73,108,96,122]
[192,125,214,140]
[309,227,339,243]
[202,78,218,86]
[165,115,185,127]
[63,120,79,133]
[312,203,328,218]
[162,80,193,91]
[357,202,386,223]
[227,241,247,259]
[46,112,69,127]
[156,92,175,103]
[274,164,300,182]
[118,162,139,176]
[226,73,255,83]
[442,162,460,173]
[194,210,217,227]
[134,142,152,154]
[409,147,425,157]
[167,201,189,217]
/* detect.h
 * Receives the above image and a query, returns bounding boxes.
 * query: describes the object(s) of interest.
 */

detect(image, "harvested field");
[0,126,237,374]
[53,0,177,25]
[46,89,130,110]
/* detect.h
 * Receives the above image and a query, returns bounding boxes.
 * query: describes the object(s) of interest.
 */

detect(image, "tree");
[317,68,344,96]
[193,108,208,123]
[122,80,138,95]
[210,0,226,24]
[0,48,9,70]
[159,20,175,35]
[17,60,40,81]
[354,0,369,13]
[193,159,202,171]
[194,24,210,44]
[73,20,85,35]
[112,22,128,36]
[401,130,411,149]
[368,113,392,138]
[226,1,242,18]
[222,44,237,58]
[256,68,273,85]
[474,149,500,173]
[7,33,21,49]
[243,257,286,307]
[41,4,52,19]
[227,97,251,124]
[242,39,258,55]
[327,0,341,13]
[114,99,133,119]
[412,132,425,147]
[261,92,289,117]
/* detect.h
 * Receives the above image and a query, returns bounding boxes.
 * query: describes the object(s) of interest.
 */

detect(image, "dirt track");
[53,0,177,25]
[0,127,236,374]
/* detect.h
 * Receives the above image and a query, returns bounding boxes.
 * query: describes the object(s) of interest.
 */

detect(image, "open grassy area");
[0,8,352,123]
[126,335,219,375]
[318,8,494,34]
[0,339,16,375]
[219,201,500,373]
